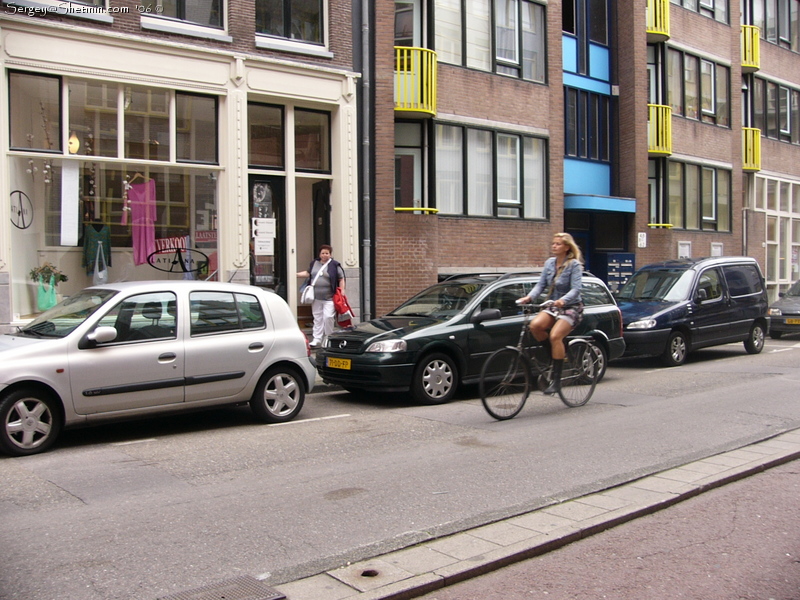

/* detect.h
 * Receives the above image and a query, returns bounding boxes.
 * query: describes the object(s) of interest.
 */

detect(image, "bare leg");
[529,312,556,343]
[548,318,573,360]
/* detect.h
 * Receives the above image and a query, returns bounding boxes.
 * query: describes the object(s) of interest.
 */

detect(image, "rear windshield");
[617,268,694,302]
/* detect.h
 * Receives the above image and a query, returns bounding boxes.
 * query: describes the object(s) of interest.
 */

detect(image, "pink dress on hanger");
[129,180,157,266]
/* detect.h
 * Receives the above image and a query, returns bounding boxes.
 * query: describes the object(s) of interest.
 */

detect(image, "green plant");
[29,262,68,284]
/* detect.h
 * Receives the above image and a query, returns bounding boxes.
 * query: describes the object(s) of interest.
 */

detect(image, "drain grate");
[157,575,285,600]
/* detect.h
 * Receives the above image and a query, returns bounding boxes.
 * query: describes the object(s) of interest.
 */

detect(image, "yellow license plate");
[786,318,800,325]
[327,357,352,370]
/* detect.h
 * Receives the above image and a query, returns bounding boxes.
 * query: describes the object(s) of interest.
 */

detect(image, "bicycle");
[480,301,601,420]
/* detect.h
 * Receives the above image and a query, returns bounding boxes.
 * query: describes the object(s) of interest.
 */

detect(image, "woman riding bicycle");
[517,233,584,395]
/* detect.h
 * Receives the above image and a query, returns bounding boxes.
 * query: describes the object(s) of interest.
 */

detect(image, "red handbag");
[333,288,355,328]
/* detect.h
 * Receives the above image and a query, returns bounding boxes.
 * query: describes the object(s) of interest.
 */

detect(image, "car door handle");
[248,343,264,352]
[158,353,177,363]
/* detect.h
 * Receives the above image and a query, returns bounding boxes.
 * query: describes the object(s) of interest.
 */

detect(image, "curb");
[272,428,800,600]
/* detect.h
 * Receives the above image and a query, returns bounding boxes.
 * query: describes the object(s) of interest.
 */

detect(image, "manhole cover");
[157,575,285,600]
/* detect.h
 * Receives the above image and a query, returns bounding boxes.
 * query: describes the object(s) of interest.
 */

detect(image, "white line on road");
[111,438,158,446]
[269,414,351,427]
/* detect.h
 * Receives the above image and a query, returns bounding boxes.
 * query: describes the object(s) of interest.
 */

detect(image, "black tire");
[591,341,608,382]
[411,353,458,404]
[661,331,688,367]
[770,331,783,340]
[480,348,531,420]
[250,366,305,423]
[558,339,598,408]
[744,322,766,354]
[0,389,63,457]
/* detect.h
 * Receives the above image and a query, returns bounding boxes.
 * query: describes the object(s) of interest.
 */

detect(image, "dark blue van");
[617,257,769,366]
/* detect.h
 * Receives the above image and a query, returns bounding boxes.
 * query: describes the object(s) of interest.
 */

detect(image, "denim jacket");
[527,257,583,306]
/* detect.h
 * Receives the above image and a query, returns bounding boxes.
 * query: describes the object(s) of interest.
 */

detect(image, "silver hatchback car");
[0,281,316,456]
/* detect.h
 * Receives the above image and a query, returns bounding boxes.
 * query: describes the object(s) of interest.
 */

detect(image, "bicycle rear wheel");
[558,339,598,408]
[480,348,531,420]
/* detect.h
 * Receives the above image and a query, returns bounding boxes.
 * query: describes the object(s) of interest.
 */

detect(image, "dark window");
[8,72,61,152]
[176,93,218,164]
[190,292,266,335]
[157,0,222,28]
[582,281,613,306]
[723,265,763,296]
[255,0,323,45]
[564,87,610,161]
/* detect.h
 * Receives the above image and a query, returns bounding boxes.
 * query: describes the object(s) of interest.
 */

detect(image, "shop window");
[255,0,323,45]
[177,93,218,164]
[248,103,285,168]
[155,0,223,28]
[294,109,330,172]
[124,86,170,161]
[8,72,61,152]
[69,79,118,158]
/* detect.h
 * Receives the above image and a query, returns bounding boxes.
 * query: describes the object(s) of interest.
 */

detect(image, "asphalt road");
[1,337,799,600]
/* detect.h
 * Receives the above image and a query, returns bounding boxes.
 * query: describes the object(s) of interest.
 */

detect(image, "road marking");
[769,347,796,353]
[112,438,158,446]
[269,413,350,427]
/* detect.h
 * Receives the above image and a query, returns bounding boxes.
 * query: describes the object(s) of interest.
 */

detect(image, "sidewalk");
[273,428,800,600]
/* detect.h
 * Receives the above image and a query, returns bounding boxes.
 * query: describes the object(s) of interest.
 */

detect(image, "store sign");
[147,247,209,274]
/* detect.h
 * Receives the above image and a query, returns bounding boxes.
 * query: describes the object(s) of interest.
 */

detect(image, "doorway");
[249,175,287,298]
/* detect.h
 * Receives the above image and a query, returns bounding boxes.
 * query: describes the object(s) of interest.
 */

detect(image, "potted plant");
[29,262,68,311]
[29,262,69,285]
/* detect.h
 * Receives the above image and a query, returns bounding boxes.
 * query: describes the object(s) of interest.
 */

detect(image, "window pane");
[700,60,715,116]
[497,134,520,217]
[248,103,284,168]
[684,56,699,119]
[754,78,765,132]
[686,164,700,229]
[496,0,518,64]
[667,49,683,114]
[466,0,492,70]
[292,0,323,43]
[767,82,779,138]
[435,0,463,64]
[9,73,61,152]
[792,90,800,144]
[523,137,546,218]
[158,0,223,27]
[467,129,493,215]
[716,65,729,127]
[668,161,684,228]
[69,79,118,158]
[565,88,578,156]
[256,0,284,36]
[522,1,546,82]
[295,109,330,171]
[124,86,170,161]
[191,292,240,335]
[588,0,608,44]
[717,170,730,231]
[177,94,217,164]
[236,293,266,330]
[702,167,715,224]
[562,0,575,33]
[435,124,463,214]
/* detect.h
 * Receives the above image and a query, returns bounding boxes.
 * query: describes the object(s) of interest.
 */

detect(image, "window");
[749,0,800,50]
[670,0,729,23]
[256,0,323,45]
[564,87,610,160]
[97,293,178,342]
[697,269,723,302]
[294,109,330,172]
[562,0,609,75]
[723,265,763,297]
[751,77,800,144]
[395,122,424,209]
[668,50,730,127]
[248,103,284,168]
[665,161,731,231]
[156,0,222,27]
[9,72,61,152]
[125,86,170,161]
[435,0,546,82]
[435,124,547,218]
[177,93,218,164]
[190,292,266,335]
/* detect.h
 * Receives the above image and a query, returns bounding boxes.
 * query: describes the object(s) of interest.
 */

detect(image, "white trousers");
[312,299,336,341]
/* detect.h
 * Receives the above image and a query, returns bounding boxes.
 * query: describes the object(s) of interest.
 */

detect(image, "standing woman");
[517,233,584,394]
[297,244,345,347]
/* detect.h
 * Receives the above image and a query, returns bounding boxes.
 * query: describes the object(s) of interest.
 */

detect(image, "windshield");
[388,282,487,318]
[16,289,118,338]
[617,268,695,302]
[786,280,800,297]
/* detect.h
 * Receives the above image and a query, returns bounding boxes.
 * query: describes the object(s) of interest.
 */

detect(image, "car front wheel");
[661,331,688,367]
[744,322,765,354]
[412,353,458,405]
[0,389,63,457]
[250,367,305,423]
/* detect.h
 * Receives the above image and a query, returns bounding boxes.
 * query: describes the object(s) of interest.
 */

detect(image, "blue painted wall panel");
[564,159,610,195]
[563,36,578,73]
[589,44,610,82]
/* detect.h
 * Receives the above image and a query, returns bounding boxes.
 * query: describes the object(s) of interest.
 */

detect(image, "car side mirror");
[694,288,708,304]
[87,326,118,344]
[471,308,502,324]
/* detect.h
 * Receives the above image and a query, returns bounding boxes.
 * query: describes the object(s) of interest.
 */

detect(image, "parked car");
[0,281,316,457]
[616,257,769,366]
[316,272,625,404]
[768,280,800,338]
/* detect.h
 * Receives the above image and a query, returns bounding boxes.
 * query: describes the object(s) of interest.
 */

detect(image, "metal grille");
[157,575,285,600]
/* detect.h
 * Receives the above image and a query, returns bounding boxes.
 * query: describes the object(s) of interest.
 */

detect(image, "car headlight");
[627,319,657,330]
[768,308,782,316]
[366,339,407,353]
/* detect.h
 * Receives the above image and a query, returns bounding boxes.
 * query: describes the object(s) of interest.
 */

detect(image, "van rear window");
[722,265,763,297]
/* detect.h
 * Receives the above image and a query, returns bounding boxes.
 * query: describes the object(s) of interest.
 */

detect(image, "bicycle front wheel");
[480,348,531,420]
[558,339,598,408]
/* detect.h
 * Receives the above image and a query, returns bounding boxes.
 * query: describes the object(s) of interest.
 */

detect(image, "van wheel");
[661,331,688,367]
[744,323,765,354]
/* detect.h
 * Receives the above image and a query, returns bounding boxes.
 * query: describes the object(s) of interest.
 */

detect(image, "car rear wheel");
[250,367,305,423]
[0,389,63,457]
[661,331,688,367]
[744,322,766,354]
[412,353,458,405]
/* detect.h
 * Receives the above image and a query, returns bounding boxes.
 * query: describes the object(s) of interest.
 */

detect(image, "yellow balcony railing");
[648,104,672,155]
[394,46,437,117]
[742,127,761,171]
[741,25,760,72]
[646,0,670,41]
